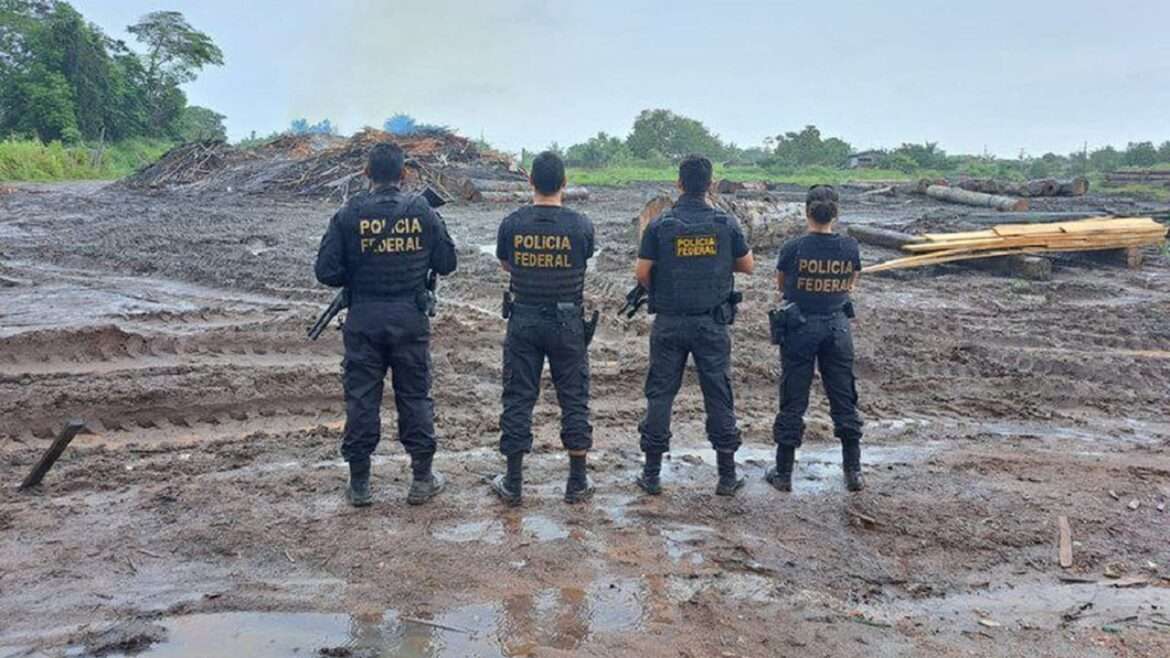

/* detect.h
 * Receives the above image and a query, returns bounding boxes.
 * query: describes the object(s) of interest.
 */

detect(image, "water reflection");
[107,578,646,657]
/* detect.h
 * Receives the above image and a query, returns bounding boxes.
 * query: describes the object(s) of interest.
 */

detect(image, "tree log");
[636,195,674,241]
[965,255,1052,281]
[847,225,922,250]
[467,178,530,192]
[475,187,590,203]
[926,185,1028,212]
[716,180,769,194]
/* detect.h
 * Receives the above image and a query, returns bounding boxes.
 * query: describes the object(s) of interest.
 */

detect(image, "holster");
[768,302,804,347]
[713,290,743,325]
[843,300,856,320]
[502,291,513,319]
[583,310,599,347]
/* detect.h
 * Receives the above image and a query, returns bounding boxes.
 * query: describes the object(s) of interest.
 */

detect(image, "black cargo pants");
[773,312,863,447]
[639,313,741,454]
[340,301,436,462]
[499,304,593,456]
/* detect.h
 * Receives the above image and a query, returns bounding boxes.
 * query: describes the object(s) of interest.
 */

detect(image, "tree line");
[0,1,225,144]
[545,109,1170,178]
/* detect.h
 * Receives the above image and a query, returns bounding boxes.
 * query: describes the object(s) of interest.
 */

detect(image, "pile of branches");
[123,141,248,189]
[123,129,523,201]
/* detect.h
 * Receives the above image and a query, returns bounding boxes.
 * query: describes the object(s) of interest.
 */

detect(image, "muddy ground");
[1,181,1169,657]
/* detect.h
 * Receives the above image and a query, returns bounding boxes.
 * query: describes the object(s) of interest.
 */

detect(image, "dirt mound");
[122,129,524,202]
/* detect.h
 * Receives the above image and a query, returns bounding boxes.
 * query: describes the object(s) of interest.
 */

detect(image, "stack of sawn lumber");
[865,217,1167,273]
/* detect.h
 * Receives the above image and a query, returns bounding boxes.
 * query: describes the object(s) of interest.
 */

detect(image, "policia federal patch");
[675,235,718,257]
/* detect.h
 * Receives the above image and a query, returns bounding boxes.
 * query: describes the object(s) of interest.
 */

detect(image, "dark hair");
[678,155,713,196]
[530,151,566,196]
[806,184,840,223]
[367,143,405,183]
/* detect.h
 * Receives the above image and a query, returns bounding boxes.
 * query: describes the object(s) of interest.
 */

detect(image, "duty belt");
[657,306,720,317]
[349,289,421,305]
[511,301,582,314]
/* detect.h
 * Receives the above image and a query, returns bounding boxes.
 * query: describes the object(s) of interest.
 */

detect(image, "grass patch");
[566,163,912,188]
[0,138,174,181]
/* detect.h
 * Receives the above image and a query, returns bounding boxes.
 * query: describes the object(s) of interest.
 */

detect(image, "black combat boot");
[635,451,664,495]
[347,458,372,507]
[491,453,523,506]
[715,450,745,497]
[842,440,865,492]
[564,453,595,504]
[406,452,446,505]
[765,445,796,492]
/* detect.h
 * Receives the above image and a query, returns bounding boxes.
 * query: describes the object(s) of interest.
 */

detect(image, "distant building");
[847,150,883,169]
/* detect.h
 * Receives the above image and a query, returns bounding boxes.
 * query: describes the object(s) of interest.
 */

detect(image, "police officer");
[314,143,457,507]
[492,151,596,506]
[768,185,864,492]
[634,155,755,497]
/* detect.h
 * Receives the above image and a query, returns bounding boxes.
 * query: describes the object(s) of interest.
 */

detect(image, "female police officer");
[767,185,865,492]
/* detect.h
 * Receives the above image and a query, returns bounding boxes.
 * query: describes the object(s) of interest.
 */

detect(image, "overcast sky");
[74,0,1170,157]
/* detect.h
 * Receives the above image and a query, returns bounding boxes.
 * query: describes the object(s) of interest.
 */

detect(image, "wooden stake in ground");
[1058,515,1073,569]
[18,419,86,490]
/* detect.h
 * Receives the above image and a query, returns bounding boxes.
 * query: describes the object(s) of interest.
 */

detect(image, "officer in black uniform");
[634,155,755,497]
[491,151,596,506]
[768,185,864,492]
[314,143,457,507]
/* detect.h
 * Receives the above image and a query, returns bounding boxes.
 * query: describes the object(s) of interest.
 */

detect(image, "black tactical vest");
[506,207,589,305]
[345,189,433,303]
[650,205,734,315]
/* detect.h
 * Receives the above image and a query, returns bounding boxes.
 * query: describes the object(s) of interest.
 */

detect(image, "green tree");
[1123,141,1158,168]
[1158,141,1170,163]
[626,109,725,161]
[564,131,630,168]
[173,105,225,142]
[1027,152,1063,178]
[1088,146,1122,172]
[7,67,80,141]
[770,125,852,167]
[887,142,948,170]
[127,10,224,135]
[1,2,224,142]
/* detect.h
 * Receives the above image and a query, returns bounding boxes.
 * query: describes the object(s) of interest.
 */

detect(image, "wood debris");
[865,217,1167,273]
[122,129,525,203]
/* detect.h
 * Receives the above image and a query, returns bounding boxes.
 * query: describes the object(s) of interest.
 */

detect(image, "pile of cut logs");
[1104,170,1170,188]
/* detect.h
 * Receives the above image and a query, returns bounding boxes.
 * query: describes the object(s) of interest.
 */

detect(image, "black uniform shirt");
[777,233,861,315]
[497,205,595,305]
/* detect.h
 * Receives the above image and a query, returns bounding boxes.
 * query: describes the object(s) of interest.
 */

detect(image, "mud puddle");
[668,443,936,492]
[95,578,646,657]
[878,580,1170,632]
[431,514,569,545]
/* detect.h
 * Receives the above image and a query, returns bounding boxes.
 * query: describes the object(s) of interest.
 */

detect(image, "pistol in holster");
[843,300,856,320]
[768,301,805,347]
[714,290,744,325]
[502,291,514,319]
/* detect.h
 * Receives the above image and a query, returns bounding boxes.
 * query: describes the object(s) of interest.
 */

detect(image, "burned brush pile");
[122,129,524,201]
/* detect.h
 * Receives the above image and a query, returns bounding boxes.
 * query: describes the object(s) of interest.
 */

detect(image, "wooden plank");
[1058,515,1073,568]
[921,230,997,241]
[19,420,86,490]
